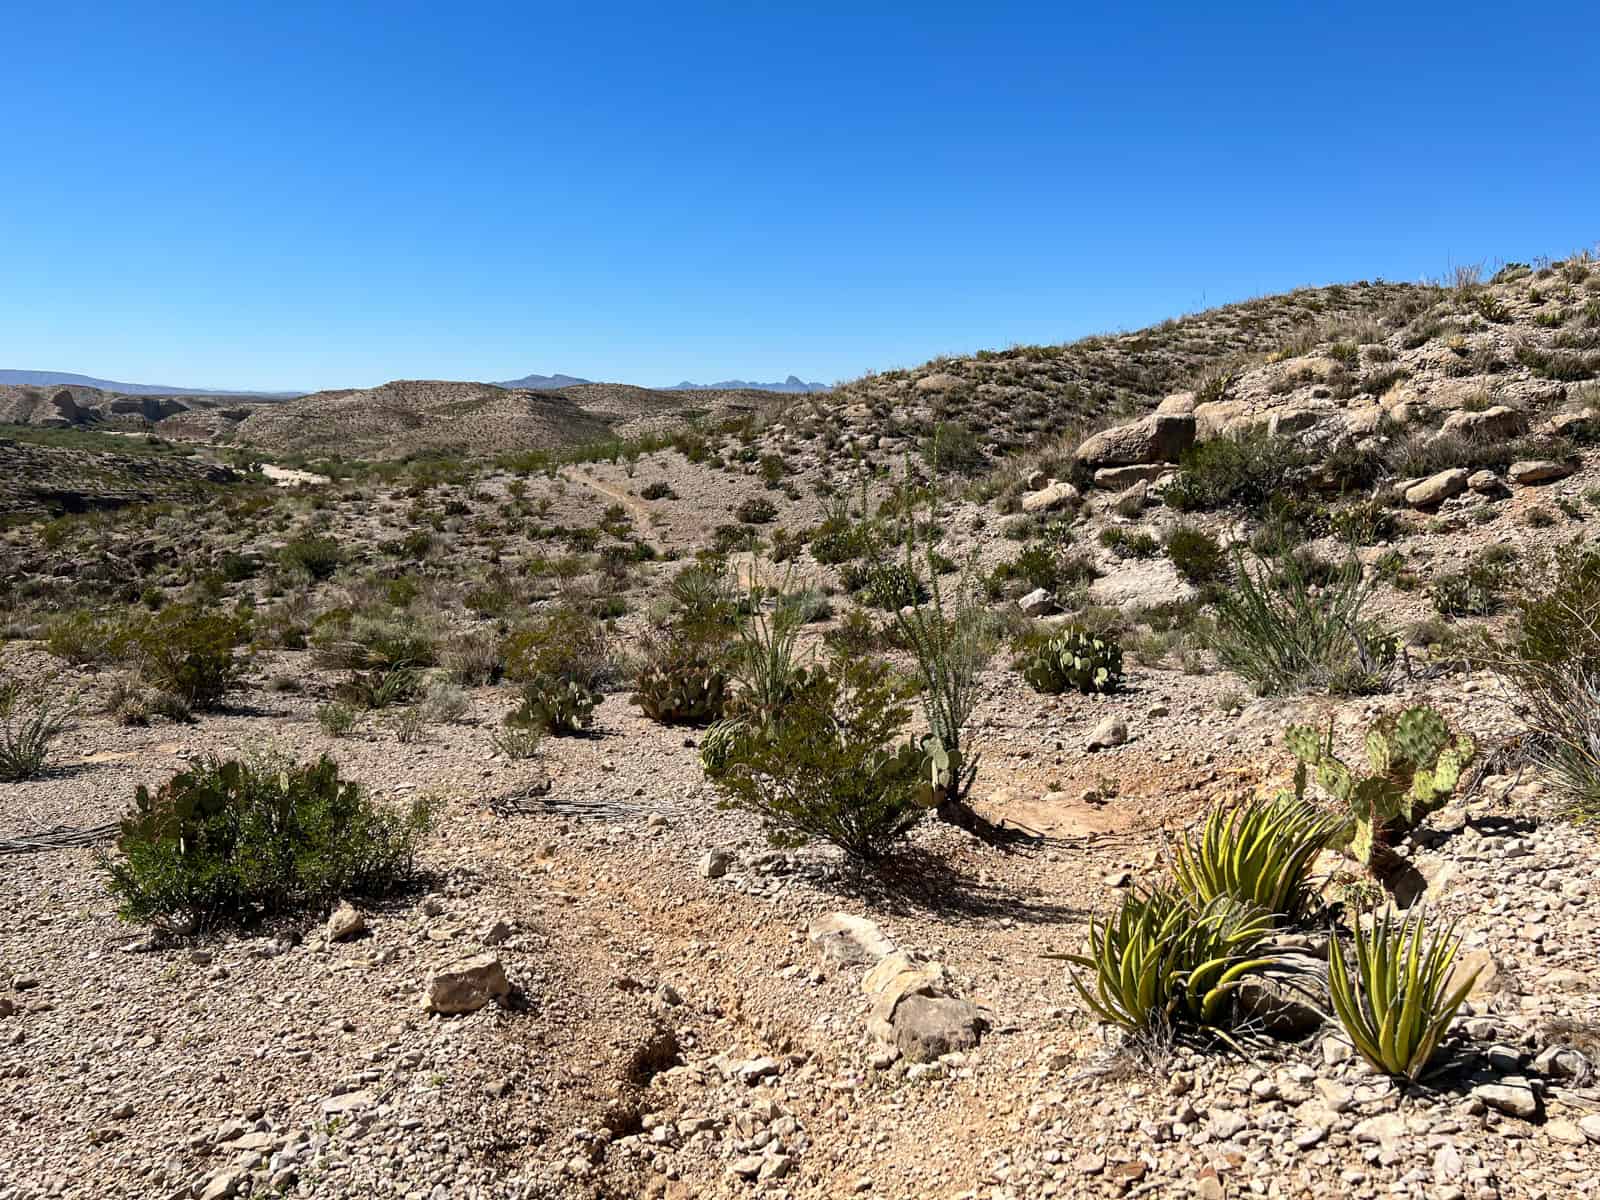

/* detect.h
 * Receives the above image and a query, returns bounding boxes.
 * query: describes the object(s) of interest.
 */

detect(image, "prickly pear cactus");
[1022,628,1124,695]
[631,654,729,726]
[1285,706,1473,866]
[508,675,600,736]
[912,735,975,809]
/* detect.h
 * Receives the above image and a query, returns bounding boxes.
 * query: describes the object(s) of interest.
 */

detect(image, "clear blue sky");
[3,2,1596,392]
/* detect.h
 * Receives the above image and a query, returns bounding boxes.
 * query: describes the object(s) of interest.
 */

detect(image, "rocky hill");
[0,434,240,519]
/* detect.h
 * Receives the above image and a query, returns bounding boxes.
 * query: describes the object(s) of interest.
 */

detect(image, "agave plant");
[1327,907,1478,1081]
[1068,887,1277,1035]
[1172,792,1340,921]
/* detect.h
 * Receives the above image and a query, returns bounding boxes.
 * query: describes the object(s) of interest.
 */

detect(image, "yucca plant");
[1327,907,1478,1080]
[1172,793,1340,921]
[1068,887,1277,1037]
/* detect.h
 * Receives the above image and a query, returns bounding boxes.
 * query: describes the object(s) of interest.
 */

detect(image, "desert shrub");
[1485,546,1600,817]
[506,674,600,735]
[279,536,344,581]
[639,480,676,500]
[0,679,76,781]
[921,421,988,475]
[309,609,436,672]
[104,672,155,726]
[709,656,926,860]
[132,605,251,710]
[418,680,469,724]
[1329,500,1400,546]
[45,611,132,667]
[823,607,883,656]
[501,606,614,690]
[1021,627,1123,694]
[317,701,359,737]
[1209,552,1393,696]
[885,564,995,814]
[1431,559,1507,617]
[102,754,430,929]
[1099,527,1160,559]
[631,638,729,726]
[808,496,876,565]
[1068,887,1275,1038]
[851,562,928,611]
[1164,431,1316,514]
[1328,908,1477,1080]
[440,628,504,686]
[1172,793,1338,921]
[491,723,544,760]
[735,496,778,525]
[1164,524,1228,586]
[334,665,419,711]
[757,453,789,487]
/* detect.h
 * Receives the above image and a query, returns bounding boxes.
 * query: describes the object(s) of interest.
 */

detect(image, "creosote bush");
[132,605,252,710]
[102,754,430,929]
[709,655,927,860]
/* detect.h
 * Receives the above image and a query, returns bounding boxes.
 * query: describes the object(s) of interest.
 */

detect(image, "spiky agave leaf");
[1327,906,1479,1080]
[1171,792,1339,920]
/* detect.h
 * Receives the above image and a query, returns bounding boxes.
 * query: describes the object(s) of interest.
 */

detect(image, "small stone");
[1546,1119,1587,1145]
[1472,1082,1538,1119]
[423,953,510,1015]
[479,919,513,947]
[198,1171,241,1200]
[1580,1113,1600,1142]
[320,1089,376,1116]
[699,849,732,879]
[325,901,365,943]
[729,1155,764,1179]
[759,1155,793,1181]
[1086,717,1128,751]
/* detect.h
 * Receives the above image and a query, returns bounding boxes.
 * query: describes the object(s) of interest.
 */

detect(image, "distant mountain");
[0,369,300,398]
[666,375,830,394]
[493,372,594,390]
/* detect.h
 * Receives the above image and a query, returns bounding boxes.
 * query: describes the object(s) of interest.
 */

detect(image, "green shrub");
[1328,908,1477,1080]
[1329,500,1400,546]
[921,421,988,475]
[1068,887,1275,1038]
[1164,524,1227,585]
[491,723,544,760]
[335,665,419,711]
[102,755,430,929]
[1172,794,1338,921]
[1209,552,1392,696]
[1430,560,1506,616]
[133,605,251,710]
[709,656,926,860]
[506,674,600,735]
[317,701,359,737]
[501,606,613,690]
[1163,431,1316,514]
[735,496,778,525]
[279,536,344,580]
[1099,527,1160,559]
[639,480,676,501]
[852,562,928,611]
[1021,627,1123,694]
[44,611,131,666]
[0,679,76,781]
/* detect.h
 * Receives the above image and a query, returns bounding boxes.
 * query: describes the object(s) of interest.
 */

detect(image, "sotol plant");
[1022,627,1123,694]
[1286,706,1473,866]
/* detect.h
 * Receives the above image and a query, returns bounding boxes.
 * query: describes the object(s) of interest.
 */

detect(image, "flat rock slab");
[424,953,510,1015]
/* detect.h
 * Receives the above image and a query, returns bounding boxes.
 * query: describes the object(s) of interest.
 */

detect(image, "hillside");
[0,368,299,397]
[4,252,1600,1200]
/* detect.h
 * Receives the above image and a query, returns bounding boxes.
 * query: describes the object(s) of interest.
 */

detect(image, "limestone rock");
[1074,413,1195,468]
[424,953,510,1015]
[1233,954,1328,1038]
[1405,468,1468,508]
[1092,464,1167,490]
[1017,587,1056,617]
[1440,405,1525,440]
[914,372,963,393]
[1020,480,1080,514]
[1473,1081,1538,1119]
[1086,716,1128,751]
[1467,469,1507,496]
[807,913,895,967]
[325,901,365,943]
[698,849,732,879]
[891,994,987,1063]
[1508,458,1575,485]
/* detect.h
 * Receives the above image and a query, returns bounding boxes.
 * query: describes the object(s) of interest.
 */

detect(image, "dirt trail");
[571,469,665,550]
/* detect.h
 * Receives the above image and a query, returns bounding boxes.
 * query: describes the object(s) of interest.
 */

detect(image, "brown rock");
[1074,413,1195,468]
[424,953,510,1014]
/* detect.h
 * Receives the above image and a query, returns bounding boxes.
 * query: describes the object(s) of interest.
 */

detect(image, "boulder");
[1234,954,1328,1038]
[1266,407,1324,437]
[1092,464,1167,490]
[424,953,510,1015]
[914,372,963,393]
[1156,391,1196,416]
[807,913,895,967]
[864,952,947,1042]
[698,849,732,879]
[1467,469,1508,496]
[1193,401,1248,441]
[1017,588,1056,617]
[1405,469,1468,508]
[1541,407,1598,439]
[1074,413,1195,468]
[892,995,987,1063]
[1344,406,1387,436]
[1508,459,1575,485]
[1087,558,1198,611]
[1021,480,1080,514]
[1440,405,1525,440]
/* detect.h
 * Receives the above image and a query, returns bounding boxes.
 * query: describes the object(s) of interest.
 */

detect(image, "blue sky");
[3,2,1596,392]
